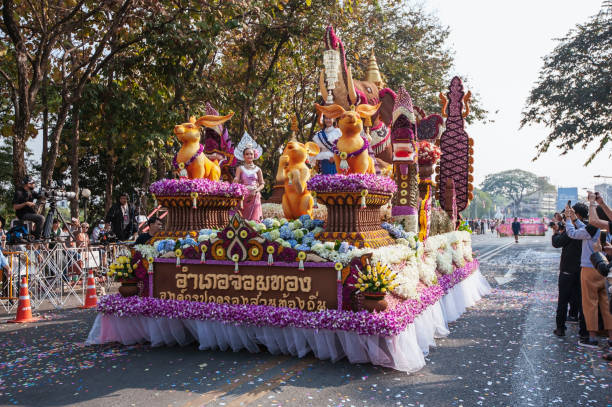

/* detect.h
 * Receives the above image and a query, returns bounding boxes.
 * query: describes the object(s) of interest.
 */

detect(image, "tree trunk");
[70,103,80,218]
[12,134,27,186]
[40,101,71,187]
[41,70,49,173]
[141,164,151,213]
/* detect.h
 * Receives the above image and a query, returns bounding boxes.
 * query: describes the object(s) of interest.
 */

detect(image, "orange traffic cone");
[80,270,98,309]
[8,276,40,323]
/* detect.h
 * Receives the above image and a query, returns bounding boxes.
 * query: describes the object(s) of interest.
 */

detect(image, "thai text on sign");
[153,261,338,310]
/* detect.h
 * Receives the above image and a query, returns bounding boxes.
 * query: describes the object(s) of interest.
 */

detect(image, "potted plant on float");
[353,262,398,312]
[108,254,140,297]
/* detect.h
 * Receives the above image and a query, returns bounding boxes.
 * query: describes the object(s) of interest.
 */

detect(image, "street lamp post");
[81,188,91,222]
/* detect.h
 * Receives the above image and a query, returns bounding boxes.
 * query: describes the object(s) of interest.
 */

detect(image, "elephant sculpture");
[319,26,396,170]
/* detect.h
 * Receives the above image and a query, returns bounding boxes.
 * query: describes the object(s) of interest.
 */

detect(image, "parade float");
[496,218,547,236]
[86,27,490,374]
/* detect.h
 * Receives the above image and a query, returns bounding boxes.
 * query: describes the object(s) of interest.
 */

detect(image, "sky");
[425,0,610,191]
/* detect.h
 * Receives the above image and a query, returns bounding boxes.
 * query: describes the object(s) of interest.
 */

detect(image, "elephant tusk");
[347,66,358,105]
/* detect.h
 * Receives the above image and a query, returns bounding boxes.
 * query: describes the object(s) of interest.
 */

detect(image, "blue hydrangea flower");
[287,239,298,248]
[312,219,324,228]
[262,218,275,229]
[303,219,314,230]
[338,241,350,253]
[298,214,311,223]
[302,235,315,246]
[295,244,310,252]
[280,226,293,240]
[292,229,305,240]
[262,232,272,241]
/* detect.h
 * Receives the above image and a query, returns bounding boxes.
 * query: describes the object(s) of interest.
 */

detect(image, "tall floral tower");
[390,87,419,233]
[435,76,473,218]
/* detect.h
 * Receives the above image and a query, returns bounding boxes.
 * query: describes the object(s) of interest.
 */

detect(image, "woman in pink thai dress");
[233,147,264,221]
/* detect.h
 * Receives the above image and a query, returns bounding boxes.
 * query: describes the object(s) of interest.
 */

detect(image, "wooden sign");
[153,260,339,311]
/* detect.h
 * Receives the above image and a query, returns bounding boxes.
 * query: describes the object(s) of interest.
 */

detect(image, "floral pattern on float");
[134,218,474,300]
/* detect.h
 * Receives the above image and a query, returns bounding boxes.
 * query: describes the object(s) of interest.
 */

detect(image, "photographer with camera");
[551,209,587,339]
[12,176,45,240]
[105,193,137,241]
[565,197,612,349]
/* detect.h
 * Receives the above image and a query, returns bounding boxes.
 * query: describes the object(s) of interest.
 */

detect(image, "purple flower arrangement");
[307,174,397,194]
[149,178,247,197]
[97,260,479,337]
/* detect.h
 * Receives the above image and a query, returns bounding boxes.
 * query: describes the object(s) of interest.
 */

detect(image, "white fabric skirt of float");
[86,269,491,373]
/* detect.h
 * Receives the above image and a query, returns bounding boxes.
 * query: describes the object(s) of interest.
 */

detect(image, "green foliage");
[461,187,494,219]
[521,3,612,164]
[1,0,489,212]
[481,169,555,212]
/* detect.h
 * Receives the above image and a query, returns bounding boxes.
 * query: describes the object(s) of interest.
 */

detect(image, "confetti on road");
[0,235,609,407]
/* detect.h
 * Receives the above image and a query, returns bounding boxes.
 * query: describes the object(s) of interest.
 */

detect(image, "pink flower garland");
[307,174,397,194]
[149,178,247,197]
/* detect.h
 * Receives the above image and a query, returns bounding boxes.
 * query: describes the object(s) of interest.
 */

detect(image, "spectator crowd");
[550,192,612,361]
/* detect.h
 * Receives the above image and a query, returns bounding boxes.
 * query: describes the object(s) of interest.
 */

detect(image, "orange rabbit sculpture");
[276,141,320,219]
[173,113,233,181]
[314,103,380,174]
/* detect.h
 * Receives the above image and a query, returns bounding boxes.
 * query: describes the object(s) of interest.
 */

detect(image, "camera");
[40,188,77,201]
[590,251,612,278]
[98,231,117,245]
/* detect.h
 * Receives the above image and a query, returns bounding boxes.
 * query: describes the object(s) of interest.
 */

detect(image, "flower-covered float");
[86,33,490,374]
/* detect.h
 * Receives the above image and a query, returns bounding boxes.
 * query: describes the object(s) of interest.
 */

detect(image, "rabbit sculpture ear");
[304,142,320,156]
[195,112,234,128]
[355,103,381,119]
[315,104,345,119]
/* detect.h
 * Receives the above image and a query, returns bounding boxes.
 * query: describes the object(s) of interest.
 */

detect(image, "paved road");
[0,234,610,406]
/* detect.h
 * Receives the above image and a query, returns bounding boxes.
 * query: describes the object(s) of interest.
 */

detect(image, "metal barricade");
[1,242,130,310]
[0,251,29,313]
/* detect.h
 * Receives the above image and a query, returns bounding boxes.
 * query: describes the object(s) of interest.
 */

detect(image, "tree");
[481,170,544,216]
[0,0,186,189]
[461,188,493,219]
[521,2,612,165]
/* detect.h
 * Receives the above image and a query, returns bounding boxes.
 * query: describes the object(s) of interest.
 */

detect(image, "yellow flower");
[357,278,363,284]
[381,287,387,293]
[375,282,380,287]
[360,287,365,292]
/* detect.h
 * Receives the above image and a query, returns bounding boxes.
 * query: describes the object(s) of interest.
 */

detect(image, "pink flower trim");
[97,261,479,337]
[149,178,247,197]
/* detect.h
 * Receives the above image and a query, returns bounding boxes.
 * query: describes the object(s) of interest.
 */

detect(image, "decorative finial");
[365,50,383,87]
[291,115,298,132]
